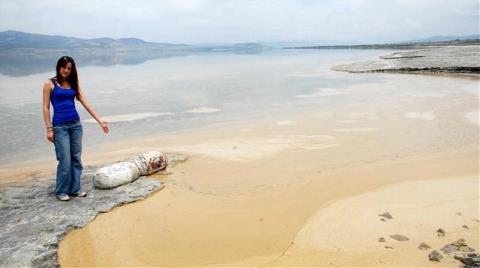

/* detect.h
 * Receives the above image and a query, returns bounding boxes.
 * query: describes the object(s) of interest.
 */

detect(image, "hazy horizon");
[0,0,478,45]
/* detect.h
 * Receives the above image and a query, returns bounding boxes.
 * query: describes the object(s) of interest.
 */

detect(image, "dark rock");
[378,211,393,219]
[429,250,444,262]
[442,244,459,254]
[378,237,386,242]
[441,238,477,256]
[385,246,394,249]
[0,153,186,268]
[419,242,431,250]
[390,234,409,241]
[452,238,468,247]
[437,228,446,237]
[462,225,469,229]
[454,253,480,266]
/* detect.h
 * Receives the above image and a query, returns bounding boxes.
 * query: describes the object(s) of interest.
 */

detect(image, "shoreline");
[332,45,480,78]
[1,50,478,267]
[58,89,478,266]
[58,146,478,267]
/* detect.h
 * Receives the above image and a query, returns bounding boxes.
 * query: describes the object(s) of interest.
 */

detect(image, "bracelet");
[46,126,53,129]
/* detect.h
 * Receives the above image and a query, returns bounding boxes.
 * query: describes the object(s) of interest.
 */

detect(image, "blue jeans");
[52,119,83,196]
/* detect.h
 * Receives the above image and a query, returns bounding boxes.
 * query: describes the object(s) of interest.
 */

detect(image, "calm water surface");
[0,49,444,165]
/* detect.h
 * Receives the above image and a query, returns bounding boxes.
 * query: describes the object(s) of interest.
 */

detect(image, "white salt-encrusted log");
[93,151,168,189]
[127,151,168,175]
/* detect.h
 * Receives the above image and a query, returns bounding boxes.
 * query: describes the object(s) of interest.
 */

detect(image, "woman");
[42,56,109,201]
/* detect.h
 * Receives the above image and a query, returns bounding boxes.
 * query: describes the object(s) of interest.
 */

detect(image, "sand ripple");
[404,111,435,120]
[83,112,173,123]
[295,88,345,98]
[163,135,338,161]
[183,107,221,113]
[465,110,479,125]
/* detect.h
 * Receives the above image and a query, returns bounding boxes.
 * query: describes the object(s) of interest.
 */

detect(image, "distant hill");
[0,30,190,50]
[0,30,267,76]
[406,34,480,43]
[284,37,480,50]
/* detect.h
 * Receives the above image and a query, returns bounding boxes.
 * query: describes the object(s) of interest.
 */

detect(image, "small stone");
[441,244,458,254]
[380,218,386,222]
[418,242,431,250]
[390,234,409,241]
[385,246,394,249]
[441,238,476,254]
[378,237,386,242]
[429,250,443,262]
[437,228,446,237]
[462,225,469,229]
[456,212,463,216]
[454,254,478,266]
[452,238,467,247]
[460,246,476,253]
[378,211,393,219]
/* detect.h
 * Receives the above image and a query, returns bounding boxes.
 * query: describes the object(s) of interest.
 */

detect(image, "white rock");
[128,151,168,175]
[93,151,167,189]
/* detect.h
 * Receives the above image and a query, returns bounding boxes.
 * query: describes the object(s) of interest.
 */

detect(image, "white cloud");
[0,0,478,44]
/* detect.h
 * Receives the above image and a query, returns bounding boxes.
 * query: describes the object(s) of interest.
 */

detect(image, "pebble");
[429,250,444,262]
[437,228,446,237]
[390,234,409,241]
[378,211,393,219]
[418,242,431,250]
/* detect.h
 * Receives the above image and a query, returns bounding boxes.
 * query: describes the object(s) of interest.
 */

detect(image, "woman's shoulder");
[43,78,54,90]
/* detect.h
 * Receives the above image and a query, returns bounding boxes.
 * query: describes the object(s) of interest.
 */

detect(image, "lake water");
[0,48,474,165]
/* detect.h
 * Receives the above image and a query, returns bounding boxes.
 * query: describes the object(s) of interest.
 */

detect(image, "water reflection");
[0,46,267,77]
[1,50,193,77]
[0,49,394,165]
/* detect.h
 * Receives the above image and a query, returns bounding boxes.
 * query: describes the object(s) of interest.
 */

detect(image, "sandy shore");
[54,74,479,267]
[58,148,478,267]
[1,71,477,266]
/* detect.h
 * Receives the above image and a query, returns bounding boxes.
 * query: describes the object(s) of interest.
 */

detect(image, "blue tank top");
[50,78,80,126]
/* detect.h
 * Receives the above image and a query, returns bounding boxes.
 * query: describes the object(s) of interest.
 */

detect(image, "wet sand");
[53,74,479,267]
[1,72,477,266]
[58,148,477,267]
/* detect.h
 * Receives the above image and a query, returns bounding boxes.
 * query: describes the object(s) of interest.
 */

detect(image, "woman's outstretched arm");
[42,80,54,143]
[76,81,109,134]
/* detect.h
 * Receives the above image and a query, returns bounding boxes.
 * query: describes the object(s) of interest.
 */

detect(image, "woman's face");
[60,62,72,78]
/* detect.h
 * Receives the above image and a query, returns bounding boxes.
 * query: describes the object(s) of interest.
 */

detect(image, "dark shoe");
[72,191,87,197]
[56,193,71,201]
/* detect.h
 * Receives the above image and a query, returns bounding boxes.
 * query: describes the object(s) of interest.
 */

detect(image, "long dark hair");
[53,56,79,99]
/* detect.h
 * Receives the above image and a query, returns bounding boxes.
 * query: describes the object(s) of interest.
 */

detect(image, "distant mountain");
[0,30,268,76]
[0,30,190,49]
[406,34,480,43]
[194,42,268,53]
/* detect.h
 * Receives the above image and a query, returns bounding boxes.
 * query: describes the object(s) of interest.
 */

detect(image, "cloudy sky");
[0,0,478,45]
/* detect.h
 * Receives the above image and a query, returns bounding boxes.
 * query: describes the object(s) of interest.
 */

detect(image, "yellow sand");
[1,76,478,267]
[57,97,478,267]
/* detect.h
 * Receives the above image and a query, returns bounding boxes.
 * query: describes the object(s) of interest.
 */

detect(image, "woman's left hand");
[99,119,109,134]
